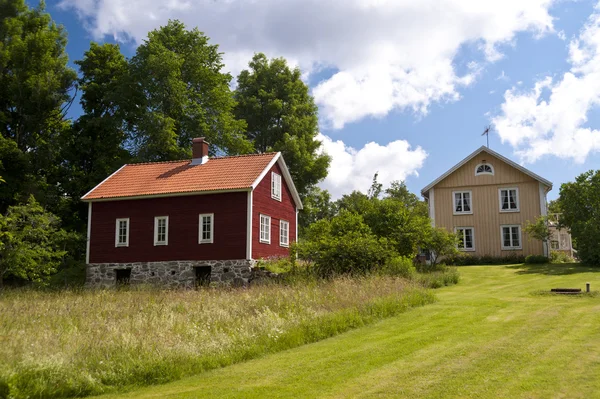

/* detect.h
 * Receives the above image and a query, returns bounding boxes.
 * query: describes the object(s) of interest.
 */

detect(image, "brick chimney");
[191,137,209,165]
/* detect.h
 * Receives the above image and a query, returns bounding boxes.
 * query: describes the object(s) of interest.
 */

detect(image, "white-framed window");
[115,218,129,247]
[199,213,214,244]
[453,191,472,215]
[271,172,282,201]
[501,225,522,250]
[280,220,289,247]
[455,227,475,251]
[475,163,494,176]
[499,188,519,212]
[260,214,271,244]
[551,240,559,250]
[154,216,169,246]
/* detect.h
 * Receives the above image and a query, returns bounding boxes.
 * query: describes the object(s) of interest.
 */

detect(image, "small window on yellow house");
[475,163,494,176]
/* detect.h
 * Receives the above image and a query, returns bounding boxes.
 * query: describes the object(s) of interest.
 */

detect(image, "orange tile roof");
[82,153,278,200]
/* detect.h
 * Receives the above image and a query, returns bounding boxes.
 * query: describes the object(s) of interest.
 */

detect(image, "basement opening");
[194,266,211,287]
[115,268,132,286]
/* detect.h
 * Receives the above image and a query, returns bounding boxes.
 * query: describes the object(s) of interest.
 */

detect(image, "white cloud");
[317,133,427,199]
[493,5,600,163]
[60,0,557,129]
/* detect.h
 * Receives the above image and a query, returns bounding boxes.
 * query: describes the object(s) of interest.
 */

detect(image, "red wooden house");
[82,138,302,287]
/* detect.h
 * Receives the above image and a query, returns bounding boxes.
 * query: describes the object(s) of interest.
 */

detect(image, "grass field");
[0,274,443,398]
[103,264,600,399]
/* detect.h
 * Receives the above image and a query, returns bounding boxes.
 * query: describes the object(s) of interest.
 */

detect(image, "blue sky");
[45,0,600,200]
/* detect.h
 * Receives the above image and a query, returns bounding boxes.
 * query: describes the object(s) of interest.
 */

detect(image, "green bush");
[550,251,576,264]
[298,211,394,277]
[445,253,526,266]
[378,256,416,278]
[415,268,460,288]
[525,255,549,264]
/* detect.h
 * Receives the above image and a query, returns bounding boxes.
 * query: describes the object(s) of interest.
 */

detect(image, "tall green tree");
[0,0,77,209]
[0,196,67,287]
[59,42,131,231]
[298,186,335,236]
[127,20,250,161]
[234,53,330,197]
[557,170,600,264]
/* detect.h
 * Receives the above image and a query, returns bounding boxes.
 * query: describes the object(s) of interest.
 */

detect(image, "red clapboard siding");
[89,192,247,263]
[252,162,297,259]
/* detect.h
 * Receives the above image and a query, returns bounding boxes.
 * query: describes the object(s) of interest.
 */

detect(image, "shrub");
[298,211,394,277]
[525,255,549,264]
[415,267,460,288]
[550,251,576,264]
[445,253,526,266]
[378,256,416,278]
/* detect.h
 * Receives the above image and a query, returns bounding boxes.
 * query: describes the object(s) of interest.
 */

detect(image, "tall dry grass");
[0,276,434,398]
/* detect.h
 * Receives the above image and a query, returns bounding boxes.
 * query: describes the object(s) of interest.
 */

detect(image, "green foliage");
[298,211,393,277]
[550,250,576,264]
[557,170,600,265]
[234,53,330,196]
[525,216,552,242]
[378,256,416,278]
[421,227,459,266]
[524,255,549,264]
[0,196,68,287]
[299,186,335,237]
[415,268,460,288]
[128,20,250,161]
[445,253,526,266]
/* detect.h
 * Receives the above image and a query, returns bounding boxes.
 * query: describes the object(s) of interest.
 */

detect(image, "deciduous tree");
[234,53,330,196]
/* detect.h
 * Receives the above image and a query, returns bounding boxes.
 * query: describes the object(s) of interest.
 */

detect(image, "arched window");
[475,163,494,176]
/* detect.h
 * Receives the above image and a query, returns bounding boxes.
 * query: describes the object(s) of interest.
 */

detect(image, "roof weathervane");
[482,125,492,148]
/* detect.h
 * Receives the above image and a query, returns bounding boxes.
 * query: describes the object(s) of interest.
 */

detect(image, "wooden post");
[586,282,591,293]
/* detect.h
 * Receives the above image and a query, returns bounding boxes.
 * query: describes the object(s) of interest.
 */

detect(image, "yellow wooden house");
[421,146,552,257]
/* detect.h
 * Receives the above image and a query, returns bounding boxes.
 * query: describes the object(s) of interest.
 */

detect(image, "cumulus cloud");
[60,0,556,129]
[493,5,600,163]
[317,133,427,199]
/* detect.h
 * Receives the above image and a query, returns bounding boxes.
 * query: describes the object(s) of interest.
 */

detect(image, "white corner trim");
[539,182,550,257]
[246,191,253,260]
[429,188,435,227]
[81,164,128,200]
[295,209,299,243]
[86,202,92,264]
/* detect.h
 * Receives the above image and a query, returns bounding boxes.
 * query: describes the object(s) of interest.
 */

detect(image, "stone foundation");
[86,259,256,288]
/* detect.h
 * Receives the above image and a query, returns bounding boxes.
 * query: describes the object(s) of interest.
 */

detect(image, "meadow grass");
[0,275,437,398]
[105,263,600,399]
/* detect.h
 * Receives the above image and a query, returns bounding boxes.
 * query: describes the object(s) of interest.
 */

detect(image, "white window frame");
[154,216,169,246]
[499,187,520,213]
[280,220,289,247]
[551,240,559,250]
[455,227,475,252]
[271,172,282,201]
[452,190,473,215]
[198,213,214,244]
[260,214,271,244]
[474,163,494,176]
[501,225,522,250]
[115,218,130,247]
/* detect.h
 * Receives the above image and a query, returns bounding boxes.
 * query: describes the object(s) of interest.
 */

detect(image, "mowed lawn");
[105,264,600,399]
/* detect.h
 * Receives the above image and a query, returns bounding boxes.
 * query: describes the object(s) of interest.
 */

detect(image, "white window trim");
[499,187,520,213]
[455,227,475,252]
[198,213,214,244]
[260,214,271,244]
[115,218,130,247]
[154,216,169,246]
[501,225,522,250]
[280,220,289,247]
[271,172,282,201]
[452,190,473,215]
[474,163,494,176]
